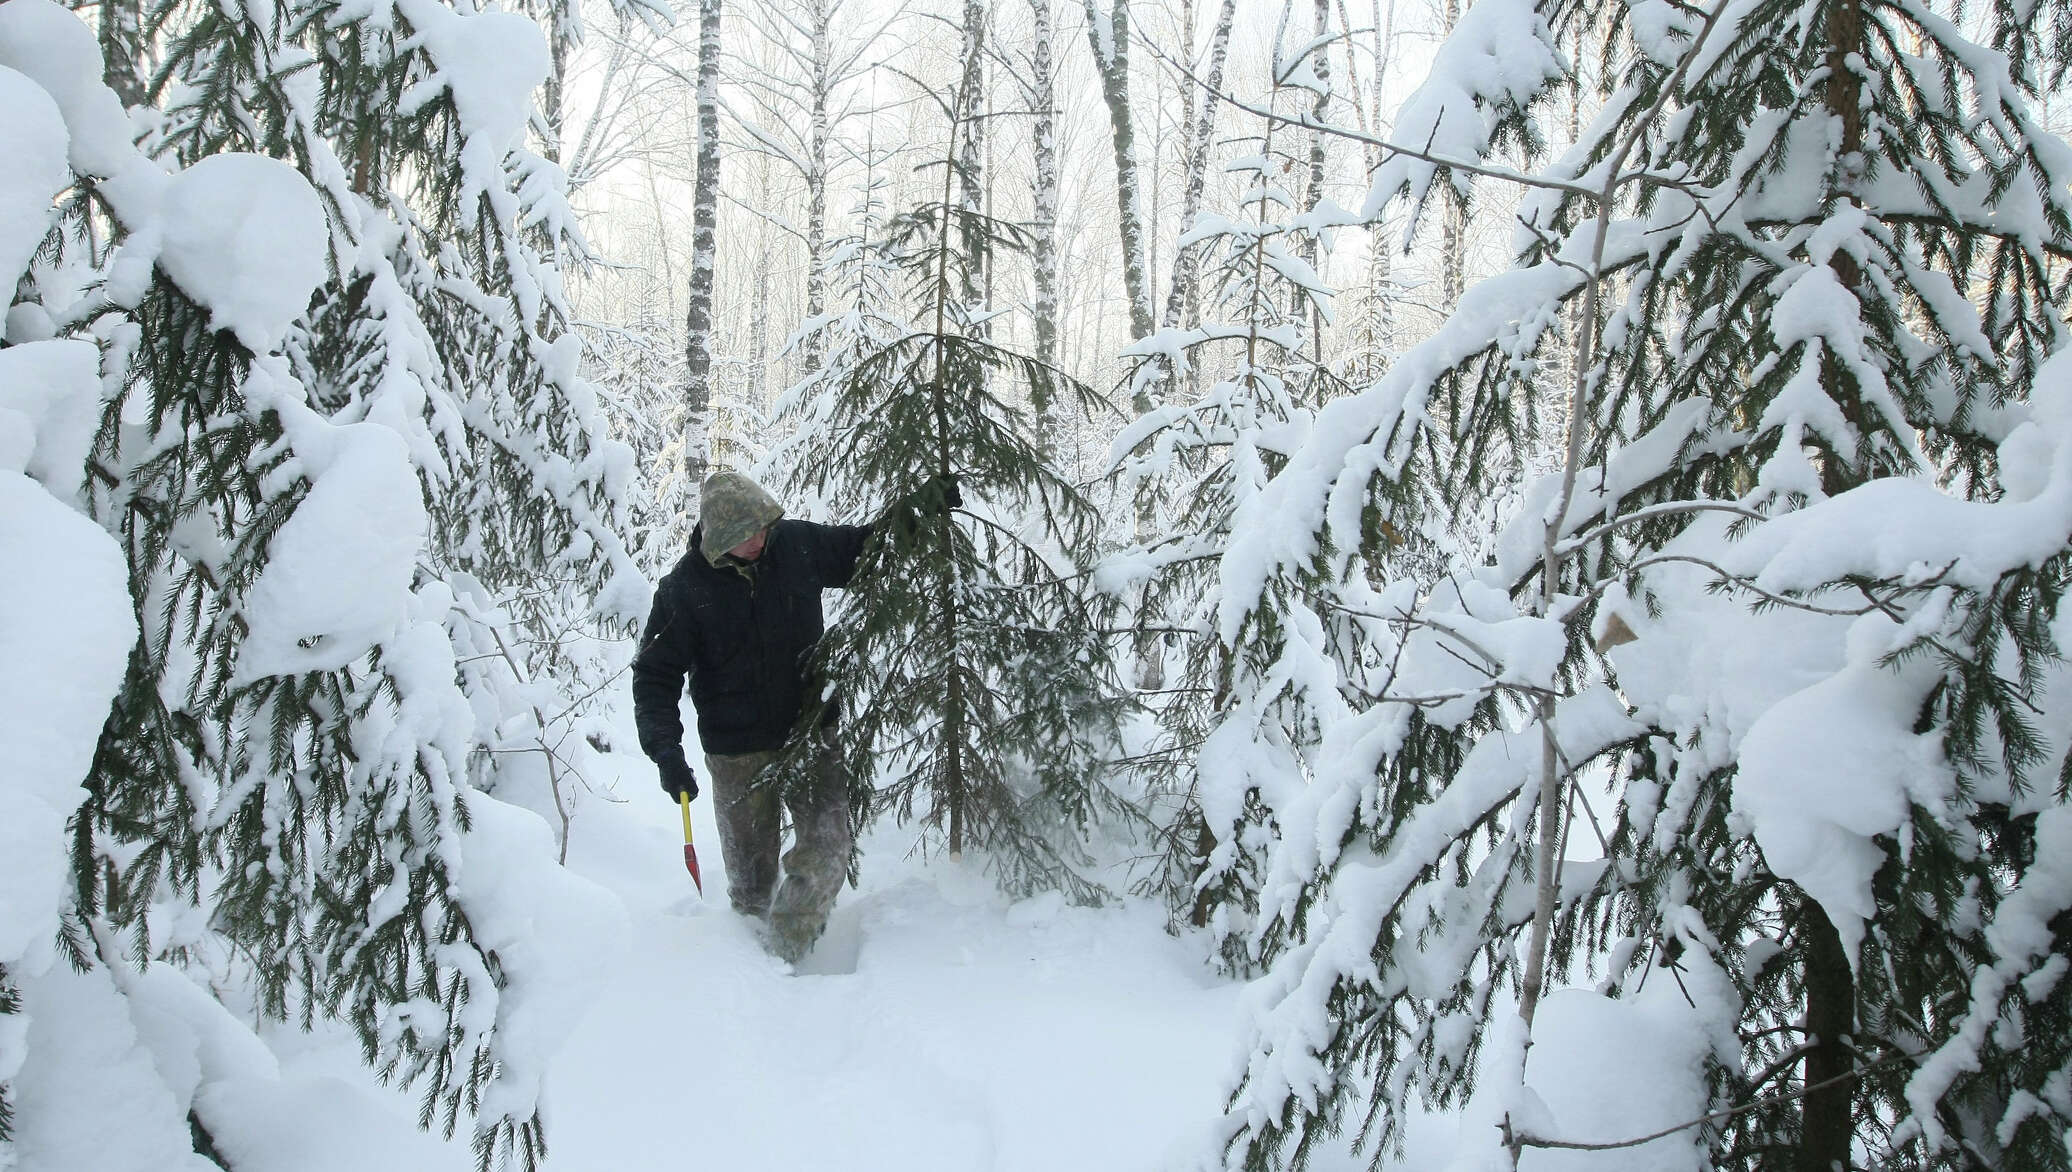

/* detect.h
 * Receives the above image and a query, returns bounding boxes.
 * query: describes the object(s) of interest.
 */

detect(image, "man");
[632,470,952,961]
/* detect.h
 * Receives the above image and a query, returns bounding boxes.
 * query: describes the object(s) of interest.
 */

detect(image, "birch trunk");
[1300,0,1330,363]
[1351,0,1394,379]
[542,16,573,165]
[748,154,774,417]
[1029,0,1064,459]
[957,0,988,309]
[802,0,833,373]
[682,0,722,489]
[1438,0,1466,317]
[1161,0,1237,336]
[1086,0,1165,689]
[1084,0,1156,368]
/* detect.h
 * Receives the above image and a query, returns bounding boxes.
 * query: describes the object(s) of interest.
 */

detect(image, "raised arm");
[835,475,962,586]
[813,521,875,588]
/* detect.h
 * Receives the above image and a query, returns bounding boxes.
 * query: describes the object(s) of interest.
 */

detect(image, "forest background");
[7,0,2072,1164]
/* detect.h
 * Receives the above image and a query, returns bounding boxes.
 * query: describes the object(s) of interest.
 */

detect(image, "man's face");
[727,526,769,562]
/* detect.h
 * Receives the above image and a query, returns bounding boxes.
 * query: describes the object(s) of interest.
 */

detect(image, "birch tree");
[1335,0,1397,385]
[1293,0,1332,357]
[1161,0,1238,337]
[1435,0,1467,317]
[735,0,895,376]
[1084,0,1156,371]
[1023,0,1066,454]
[683,0,723,487]
[1108,100,1346,942]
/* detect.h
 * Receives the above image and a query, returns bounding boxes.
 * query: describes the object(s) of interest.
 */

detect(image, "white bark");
[1029,0,1065,460]
[1439,0,1466,317]
[682,0,722,488]
[804,0,831,372]
[958,0,988,308]
[1029,0,1061,369]
[1160,0,1236,335]
[1083,0,1156,367]
[1300,0,1330,360]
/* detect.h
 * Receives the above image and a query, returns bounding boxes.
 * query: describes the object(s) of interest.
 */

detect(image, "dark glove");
[658,757,699,803]
[876,476,963,544]
[922,473,961,513]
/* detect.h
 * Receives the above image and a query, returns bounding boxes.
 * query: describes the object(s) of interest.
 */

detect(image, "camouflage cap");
[699,471,784,564]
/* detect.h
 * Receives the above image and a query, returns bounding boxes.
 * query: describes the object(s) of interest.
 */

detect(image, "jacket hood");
[699,471,785,564]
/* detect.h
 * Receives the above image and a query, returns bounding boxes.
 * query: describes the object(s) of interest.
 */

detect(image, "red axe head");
[679,792,704,895]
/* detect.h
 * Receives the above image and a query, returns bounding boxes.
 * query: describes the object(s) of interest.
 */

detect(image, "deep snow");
[175,693,1464,1172]
[224,703,1247,1172]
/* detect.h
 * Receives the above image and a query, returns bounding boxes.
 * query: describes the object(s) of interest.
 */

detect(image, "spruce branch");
[1506,1048,1911,1154]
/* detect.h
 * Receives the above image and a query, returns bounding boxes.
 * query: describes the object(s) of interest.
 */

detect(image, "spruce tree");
[0,0,646,1164]
[774,84,1136,902]
[1205,0,2072,1164]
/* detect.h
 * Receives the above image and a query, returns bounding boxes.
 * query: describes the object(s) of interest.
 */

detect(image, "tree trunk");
[683,0,723,489]
[1028,0,1063,459]
[1167,0,1196,324]
[957,0,988,309]
[1819,0,1874,489]
[1353,0,1395,380]
[1161,0,1237,338]
[802,0,832,374]
[748,154,773,421]
[1438,215,1466,336]
[1300,0,1330,364]
[1438,0,1466,322]
[98,0,145,108]
[542,16,573,165]
[1793,12,1867,1165]
[928,118,968,859]
[1084,0,1156,372]
[1795,893,1858,1172]
[1086,0,1165,689]
[983,77,997,322]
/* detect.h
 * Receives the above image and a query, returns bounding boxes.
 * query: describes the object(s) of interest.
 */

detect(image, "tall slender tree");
[1108,104,1346,942]
[735,0,896,377]
[683,0,723,488]
[1023,0,1065,456]
[1161,0,1239,339]
[1084,0,1157,370]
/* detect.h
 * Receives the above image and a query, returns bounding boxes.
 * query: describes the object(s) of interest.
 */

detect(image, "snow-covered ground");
[198,694,1391,1172]
[532,779,1237,1171]
[191,692,1467,1172]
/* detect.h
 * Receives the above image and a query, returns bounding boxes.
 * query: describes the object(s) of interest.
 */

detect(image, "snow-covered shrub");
[1212,0,2072,1165]
[0,0,638,1166]
[1100,104,1369,952]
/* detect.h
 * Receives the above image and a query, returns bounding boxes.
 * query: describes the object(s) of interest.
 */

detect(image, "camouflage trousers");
[705,728,852,962]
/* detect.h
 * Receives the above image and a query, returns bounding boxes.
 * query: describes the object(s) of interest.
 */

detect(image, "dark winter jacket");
[632,518,872,761]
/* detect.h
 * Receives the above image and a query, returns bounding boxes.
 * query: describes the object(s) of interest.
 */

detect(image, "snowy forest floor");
[250,695,1449,1172]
